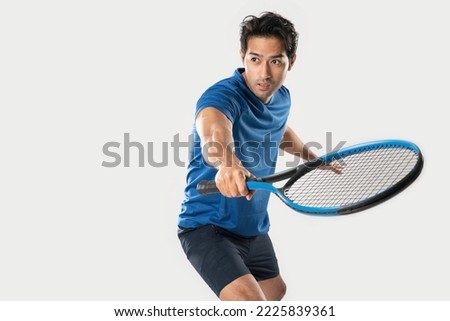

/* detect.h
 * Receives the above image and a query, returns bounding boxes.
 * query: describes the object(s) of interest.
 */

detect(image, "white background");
[1,0,449,301]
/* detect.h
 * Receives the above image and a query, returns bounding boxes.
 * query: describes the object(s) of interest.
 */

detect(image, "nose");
[260,62,271,80]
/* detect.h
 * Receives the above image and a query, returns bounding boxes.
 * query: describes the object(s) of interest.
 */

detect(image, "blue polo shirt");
[178,68,291,236]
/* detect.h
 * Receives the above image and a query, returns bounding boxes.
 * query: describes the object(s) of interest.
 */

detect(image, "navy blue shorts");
[178,224,280,296]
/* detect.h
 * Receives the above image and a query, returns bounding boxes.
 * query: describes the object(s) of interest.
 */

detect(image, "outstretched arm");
[196,107,254,200]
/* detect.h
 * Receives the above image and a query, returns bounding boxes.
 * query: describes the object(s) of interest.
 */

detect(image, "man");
[178,12,320,301]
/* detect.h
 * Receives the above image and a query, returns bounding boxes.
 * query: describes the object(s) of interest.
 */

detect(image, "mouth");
[257,82,271,91]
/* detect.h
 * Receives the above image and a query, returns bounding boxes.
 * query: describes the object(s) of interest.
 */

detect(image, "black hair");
[240,11,299,60]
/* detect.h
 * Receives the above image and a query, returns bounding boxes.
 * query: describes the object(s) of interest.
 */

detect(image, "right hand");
[215,164,255,200]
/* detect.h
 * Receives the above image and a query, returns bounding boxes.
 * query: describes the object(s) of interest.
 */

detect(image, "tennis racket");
[197,139,424,216]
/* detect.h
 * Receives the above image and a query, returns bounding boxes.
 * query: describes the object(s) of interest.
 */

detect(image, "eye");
[250,57,259,63]
[272,59,282,65]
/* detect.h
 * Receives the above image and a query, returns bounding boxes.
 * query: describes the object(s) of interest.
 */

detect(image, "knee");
[275,280,287,301]
[219,275,267,301]
[259,275,287,301]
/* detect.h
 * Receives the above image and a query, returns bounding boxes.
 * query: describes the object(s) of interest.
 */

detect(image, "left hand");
[320,161,344,174]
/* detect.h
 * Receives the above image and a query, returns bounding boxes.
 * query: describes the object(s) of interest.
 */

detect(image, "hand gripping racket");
[197,140,424,216]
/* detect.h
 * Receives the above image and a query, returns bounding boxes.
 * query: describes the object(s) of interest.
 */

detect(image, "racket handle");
[197,180,220,195]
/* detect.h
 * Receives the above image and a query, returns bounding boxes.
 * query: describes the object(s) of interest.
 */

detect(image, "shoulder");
[198,78,242,108]
[278,85,291,98]
[202,71,243,97]
[196,70,244,121]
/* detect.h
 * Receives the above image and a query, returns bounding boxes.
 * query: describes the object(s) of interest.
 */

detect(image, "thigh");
[245,233,280,281]
[178,225,250,296]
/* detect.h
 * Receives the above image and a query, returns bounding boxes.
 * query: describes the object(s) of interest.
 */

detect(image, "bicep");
[196,107,233,138]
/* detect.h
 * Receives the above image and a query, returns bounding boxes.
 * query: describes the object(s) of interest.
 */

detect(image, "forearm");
[280,126,319,161]
[202,128,241,169]
[196,107,241,169]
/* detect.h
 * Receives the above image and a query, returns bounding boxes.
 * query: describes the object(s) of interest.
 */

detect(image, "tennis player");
[178,12,319,301]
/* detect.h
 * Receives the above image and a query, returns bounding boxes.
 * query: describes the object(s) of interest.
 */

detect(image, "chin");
[258,93,272,104]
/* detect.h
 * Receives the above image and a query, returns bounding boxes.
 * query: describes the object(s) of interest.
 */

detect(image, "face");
[241,36,296,104]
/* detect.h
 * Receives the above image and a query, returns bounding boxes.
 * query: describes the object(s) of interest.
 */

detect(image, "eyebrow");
[248,52,286,59]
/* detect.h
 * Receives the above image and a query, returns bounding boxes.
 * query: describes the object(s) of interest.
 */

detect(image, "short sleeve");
[195,84,241,123]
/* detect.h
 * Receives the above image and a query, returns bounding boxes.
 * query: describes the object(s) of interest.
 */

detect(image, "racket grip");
[197,180,220,195]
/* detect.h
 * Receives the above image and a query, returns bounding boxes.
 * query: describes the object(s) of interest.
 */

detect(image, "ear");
[288,54,297,71]
[240,50,245,63]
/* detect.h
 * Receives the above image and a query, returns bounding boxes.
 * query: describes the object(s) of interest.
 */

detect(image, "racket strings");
[345,149,410,204]
[335,148,417,205]
[284,147,419,208]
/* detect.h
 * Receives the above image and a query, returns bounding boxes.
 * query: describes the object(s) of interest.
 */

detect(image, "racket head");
[279,140,423,215]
